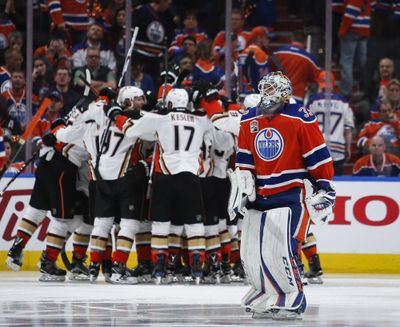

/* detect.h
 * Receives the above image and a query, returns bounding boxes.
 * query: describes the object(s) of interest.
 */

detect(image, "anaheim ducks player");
[104,88,230,284]
[54,86,153,284]
[5,113,90,282]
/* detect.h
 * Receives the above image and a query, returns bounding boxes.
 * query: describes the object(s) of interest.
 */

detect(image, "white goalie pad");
[241,208,304,312]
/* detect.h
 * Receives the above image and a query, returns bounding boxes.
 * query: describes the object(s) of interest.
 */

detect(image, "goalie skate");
[271,309,302,321]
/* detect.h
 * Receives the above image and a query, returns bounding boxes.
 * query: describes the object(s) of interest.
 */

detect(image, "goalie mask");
[166,88,189,110]
[257,71,292,115]
[117,86,145,110]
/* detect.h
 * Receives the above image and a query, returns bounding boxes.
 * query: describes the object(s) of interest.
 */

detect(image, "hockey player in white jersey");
[55,86,152,283]
[307,71,354,176]
[104,88,230,284]
[5,116,91,281]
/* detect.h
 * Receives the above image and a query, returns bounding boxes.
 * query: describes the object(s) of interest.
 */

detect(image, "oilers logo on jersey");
[254,128,284,161]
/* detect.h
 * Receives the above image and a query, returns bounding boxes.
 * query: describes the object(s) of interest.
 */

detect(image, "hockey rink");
[0,273,399,326]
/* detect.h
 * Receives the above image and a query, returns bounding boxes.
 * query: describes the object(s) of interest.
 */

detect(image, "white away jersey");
[307,92,354,161]
[117,109,226,175]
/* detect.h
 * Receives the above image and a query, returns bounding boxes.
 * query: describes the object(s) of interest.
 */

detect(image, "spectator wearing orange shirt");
[213,9,251,57]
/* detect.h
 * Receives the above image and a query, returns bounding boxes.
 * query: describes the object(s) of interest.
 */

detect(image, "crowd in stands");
[0,0,399,176]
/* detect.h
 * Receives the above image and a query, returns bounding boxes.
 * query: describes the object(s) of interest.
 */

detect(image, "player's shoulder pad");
[240,107,257,122]
[282,102,317,123]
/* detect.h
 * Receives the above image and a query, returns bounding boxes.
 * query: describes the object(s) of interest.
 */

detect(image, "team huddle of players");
[5,74,257,285]
[5,70,335,320]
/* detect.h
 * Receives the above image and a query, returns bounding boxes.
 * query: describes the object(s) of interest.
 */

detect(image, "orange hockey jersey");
[353,153,400,176]
[357,120,400,150]
[48,0,89,31]
[274,42,321,102]
[236,103,334,197]
[339,0,373,37]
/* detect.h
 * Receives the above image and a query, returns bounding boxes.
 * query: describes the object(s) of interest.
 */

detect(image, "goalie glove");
[304,179,335,225]
[227,168,256,221]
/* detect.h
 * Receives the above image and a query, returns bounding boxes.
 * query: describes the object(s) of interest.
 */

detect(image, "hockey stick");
[145,37,169,199]
[118,26,139,88]
[0,151,38,197]
[94,27,139,182]
[60,233,73,271]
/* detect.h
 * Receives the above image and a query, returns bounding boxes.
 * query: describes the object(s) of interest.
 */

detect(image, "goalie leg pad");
[240,209,263,293]
[259,207,305,311]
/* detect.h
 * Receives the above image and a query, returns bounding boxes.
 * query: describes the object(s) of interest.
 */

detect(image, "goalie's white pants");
[241,208,305,313]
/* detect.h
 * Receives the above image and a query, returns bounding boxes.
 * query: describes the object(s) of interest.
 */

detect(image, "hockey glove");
[304,179,335,225]
[104,101,123,121]
[99,87,117,101]
[41,133,57,147]
[227,168,256,221]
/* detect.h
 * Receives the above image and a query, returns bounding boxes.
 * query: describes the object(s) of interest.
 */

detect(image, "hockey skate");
[69,255,89,281]
[89,262,100,283]
[201,253,221,284]
[191,253,203,285]
[109,262,138,284]
[232,260,246,282]
[6,237,24,272]
[131,260,153,283]
[102,259,112,283]
[152,254,166,285]
[305,254,323,284]
[173,256,186,283]
[38,252,66,282]
[270,297,306,321]
[220,254,232,284]
[165,253,180,284]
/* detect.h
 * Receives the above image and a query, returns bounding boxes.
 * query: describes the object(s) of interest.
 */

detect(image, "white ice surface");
[0,272,400,326]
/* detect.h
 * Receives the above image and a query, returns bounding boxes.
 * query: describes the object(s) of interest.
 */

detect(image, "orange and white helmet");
[258,71,292,113]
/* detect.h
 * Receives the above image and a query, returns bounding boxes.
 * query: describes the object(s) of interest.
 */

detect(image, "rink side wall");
[0,175,399,273]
